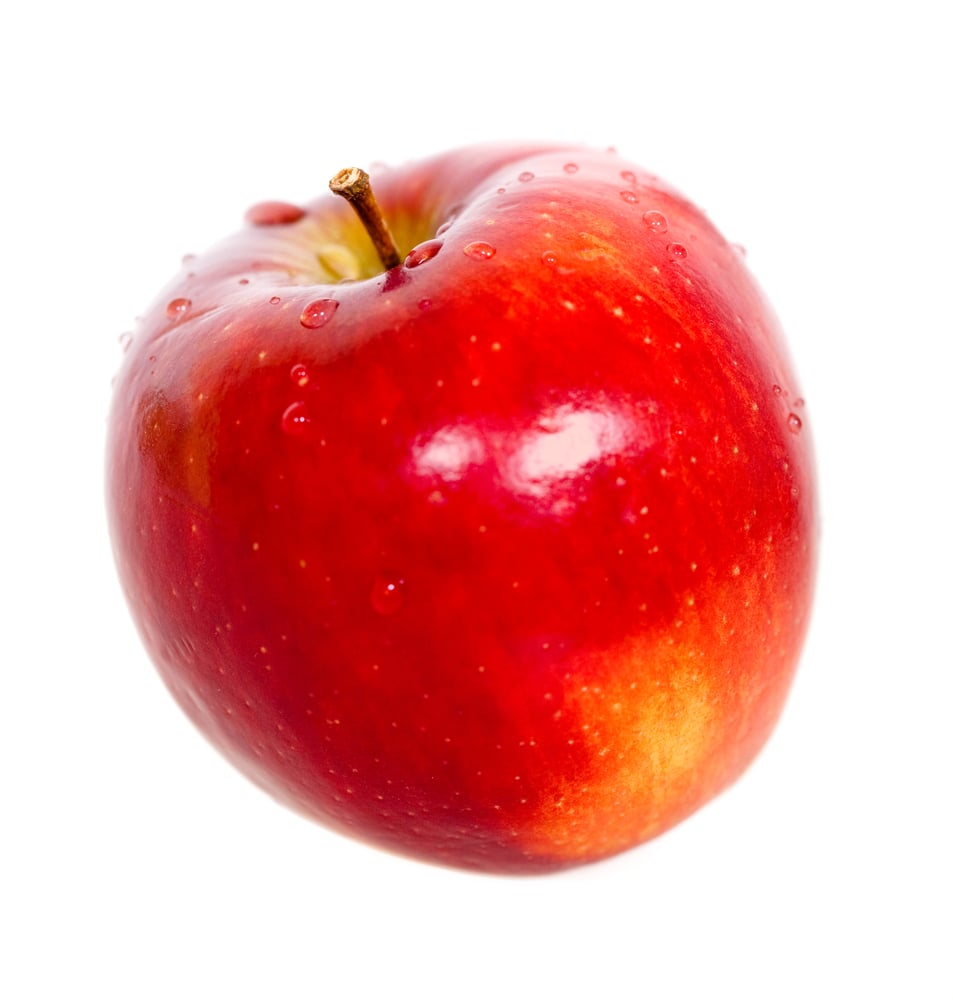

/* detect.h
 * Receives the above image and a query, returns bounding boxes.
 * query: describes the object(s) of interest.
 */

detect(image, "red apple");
[106,143,817,873]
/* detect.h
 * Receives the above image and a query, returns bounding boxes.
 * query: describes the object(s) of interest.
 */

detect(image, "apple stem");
[329,167,402,271]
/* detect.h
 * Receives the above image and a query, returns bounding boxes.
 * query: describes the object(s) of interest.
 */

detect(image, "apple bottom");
[144,560,803,874]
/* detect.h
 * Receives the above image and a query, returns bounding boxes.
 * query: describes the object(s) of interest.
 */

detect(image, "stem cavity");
[329,167,401,271]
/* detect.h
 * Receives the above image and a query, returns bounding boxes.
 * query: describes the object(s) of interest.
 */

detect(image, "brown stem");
[329,167,401,271]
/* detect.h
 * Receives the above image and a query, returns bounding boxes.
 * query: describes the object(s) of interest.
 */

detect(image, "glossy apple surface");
[106,144,817,873]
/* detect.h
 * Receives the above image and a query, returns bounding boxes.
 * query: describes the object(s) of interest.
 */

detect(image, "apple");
[106,143,817,874]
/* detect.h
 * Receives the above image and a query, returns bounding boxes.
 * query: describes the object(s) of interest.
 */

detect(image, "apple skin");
[106,143,817,874]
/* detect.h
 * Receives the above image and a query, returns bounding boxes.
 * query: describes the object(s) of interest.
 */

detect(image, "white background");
[3,2,950,997]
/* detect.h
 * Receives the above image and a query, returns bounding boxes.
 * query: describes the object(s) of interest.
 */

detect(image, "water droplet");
[281,400,312,436]
[370,574,405,615]
[793,397,805,408]
[541,250,559,267]
[404,239,443,268]
[642,210,668,233]
[118,331,133,352]
[238,277,249,285]
[518,171,535,182]
[619,190,638,204]
[620,170,637,184]
[166,297,191,320]
[269,295,281,305]
[772,384,784,396]
[667,242,688,260]
[290,363,310,387]
[245,201,306,226]
[496,187,506,195]
[299,298,339,329]
[787,413,803,434]
[417,298,433,310]
[436,219,455,236]
[463,241,496,260]
[563,162,579,174]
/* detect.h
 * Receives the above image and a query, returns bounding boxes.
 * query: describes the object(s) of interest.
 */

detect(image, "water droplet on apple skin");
[370,575,405,615]
[245,201,306,226]
[166,297,192,320]
[281,400,312,436]
[642,211,668,233]
[463,242,496,260]
[667,242,688,260]
[541,250,575,275]
[299,298,339,329]
[787,413,803,434]
[518,171,535,182]
[404,239,443,268]
[290,363,310,387]
[619,190,639,204]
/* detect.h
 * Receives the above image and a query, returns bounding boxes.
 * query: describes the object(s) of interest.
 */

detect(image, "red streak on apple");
[106,144,817,873]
